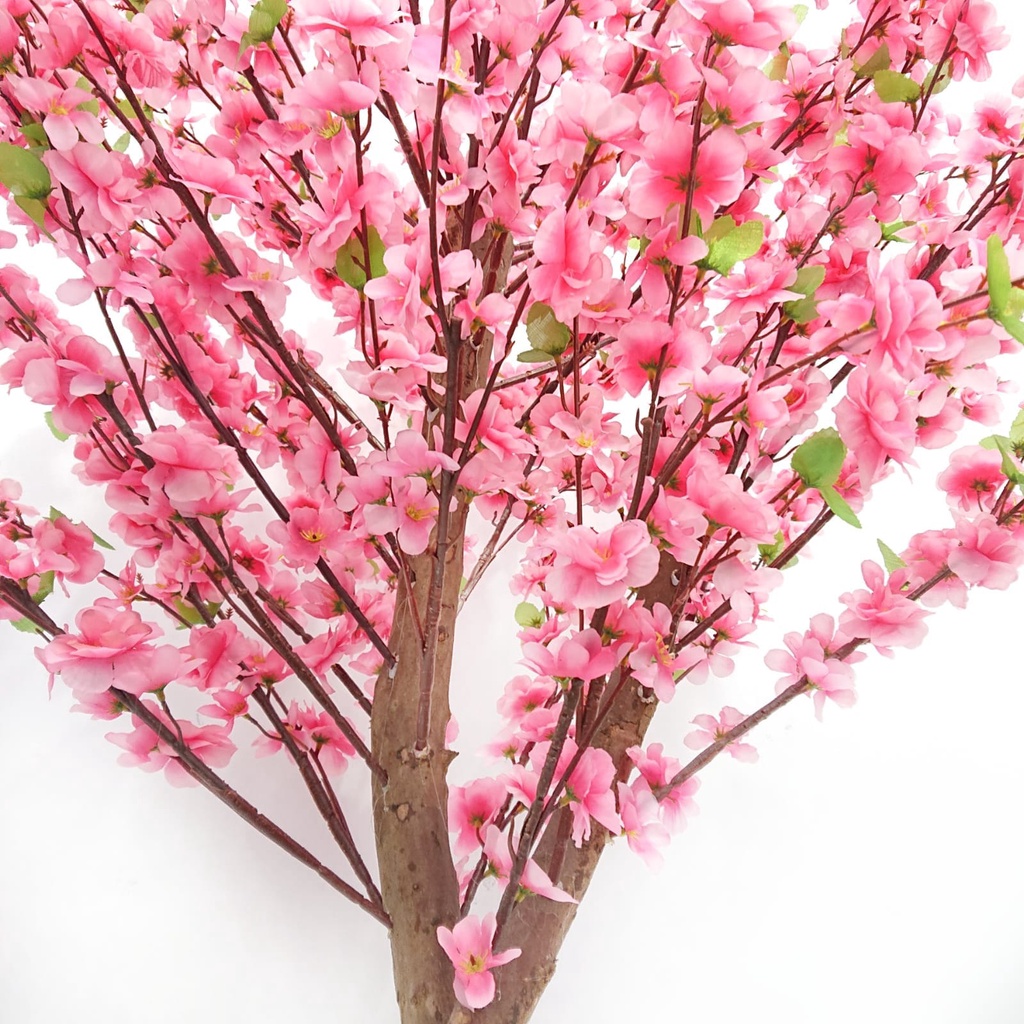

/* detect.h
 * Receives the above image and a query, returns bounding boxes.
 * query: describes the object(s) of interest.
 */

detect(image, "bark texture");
[372,536,467,1024]
[372,222,512,1023]
[465,556,679,1023]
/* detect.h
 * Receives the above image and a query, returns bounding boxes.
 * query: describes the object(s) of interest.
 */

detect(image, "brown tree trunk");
[371,533,467,1024]
[372,222,512,1023]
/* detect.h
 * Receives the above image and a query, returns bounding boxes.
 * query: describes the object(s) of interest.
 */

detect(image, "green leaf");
[704,215,737,244]
[783,265,826,324]
[19,122,49,149]
[14,196,50,231]
[113,133,131,153]
[90,530,115,551]
[239,0,287,53]
[249,0,287,41]
[757,530,786,564]
[792,428,847,489]
[44,411,69,442]
[987,234,1011,315]
[855,42,890,78]
[704,218,764,275]
[9,617,43,634]
[0,143,52,199]
[989,435,1024,487]
[172,597,222,628]
[881,220,914,242]
[1009,410,1024,445]
[334,227,386,292]
[792,4,808,24]
[516,349,557,363]
[514,602,545,628]
[766,51,789,82]
[877,539,907,573]
[873,69,921,103]
[526,302,570,356]
[922,60,953,96]
[994,309,1024,345]
[32,570,56,605]
[820,485,862,528]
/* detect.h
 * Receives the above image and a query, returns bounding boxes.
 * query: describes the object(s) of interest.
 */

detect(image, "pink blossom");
[37,603,182,697]
[839,562,930,652]
[765,614,862,720]
[948,514,1023,590]
[684,707,758,763]
[629,123,747,228]
[937,446,1006,512]
[528,205,610,322]
[449,778,507,857]
[544,521,659,610]
[436,914,521,1010]
[834,367,917,487]
[627,743,699,833]
[107,713,236,788]
[617,780,670,868]
[521,628,617,683]
[182,621,258,691]
[139,426,239,516]
[560,743,621,846]
[480,825,576,903]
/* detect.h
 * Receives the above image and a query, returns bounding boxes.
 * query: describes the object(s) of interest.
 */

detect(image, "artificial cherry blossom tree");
[2,0,1023,1021]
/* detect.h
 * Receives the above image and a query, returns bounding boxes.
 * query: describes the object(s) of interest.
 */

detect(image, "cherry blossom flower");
[684,707,758,763]
[544,521,659,610]
[436,914,522,1010]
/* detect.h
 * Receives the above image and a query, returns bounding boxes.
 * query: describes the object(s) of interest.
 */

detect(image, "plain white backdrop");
[3,2,1024,1022]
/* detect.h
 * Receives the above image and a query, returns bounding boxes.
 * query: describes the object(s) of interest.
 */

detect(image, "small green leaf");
[14,196,50,231]
[514,602,545,628]
[526,302,570,356]
[516,349,557,363]
[881,220,914,243]
[1009,410,1024,445]
[765,51,789,81]
[989,435,1024,487]
[792,4,808,24]
[783,265,826,324]
[922,60,953,96]
[873,69,921,103]
[987,234,1011,315]
[248,0,288,42]
[334,226,386,291]
[9,617,43,634]
[877,540,907,573]
[44,411,69,441]
[172,597,222,628]
[91,531,115,551]
[705,215,737,244]
[113,133,131,153]
[789,265,826,298]
[820,485,862,528]
[32,570,56,605]
[757,530,786,564]
[995,310,1024,345]
[704,218,764,275]
[0,143,52,199]
[855,42,890,78]
[19,122,49,149]
[792,428,847,489]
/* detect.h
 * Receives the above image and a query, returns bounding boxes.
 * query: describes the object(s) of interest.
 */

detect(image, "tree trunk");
[372,533,467,1024]
[372,222,512,1023]
[465,556,679,1023]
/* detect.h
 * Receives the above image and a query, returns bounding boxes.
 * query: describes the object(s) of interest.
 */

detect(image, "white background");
[3,2,1024,1022]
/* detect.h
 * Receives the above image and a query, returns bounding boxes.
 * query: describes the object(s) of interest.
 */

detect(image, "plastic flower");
[436,913,521,1010]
